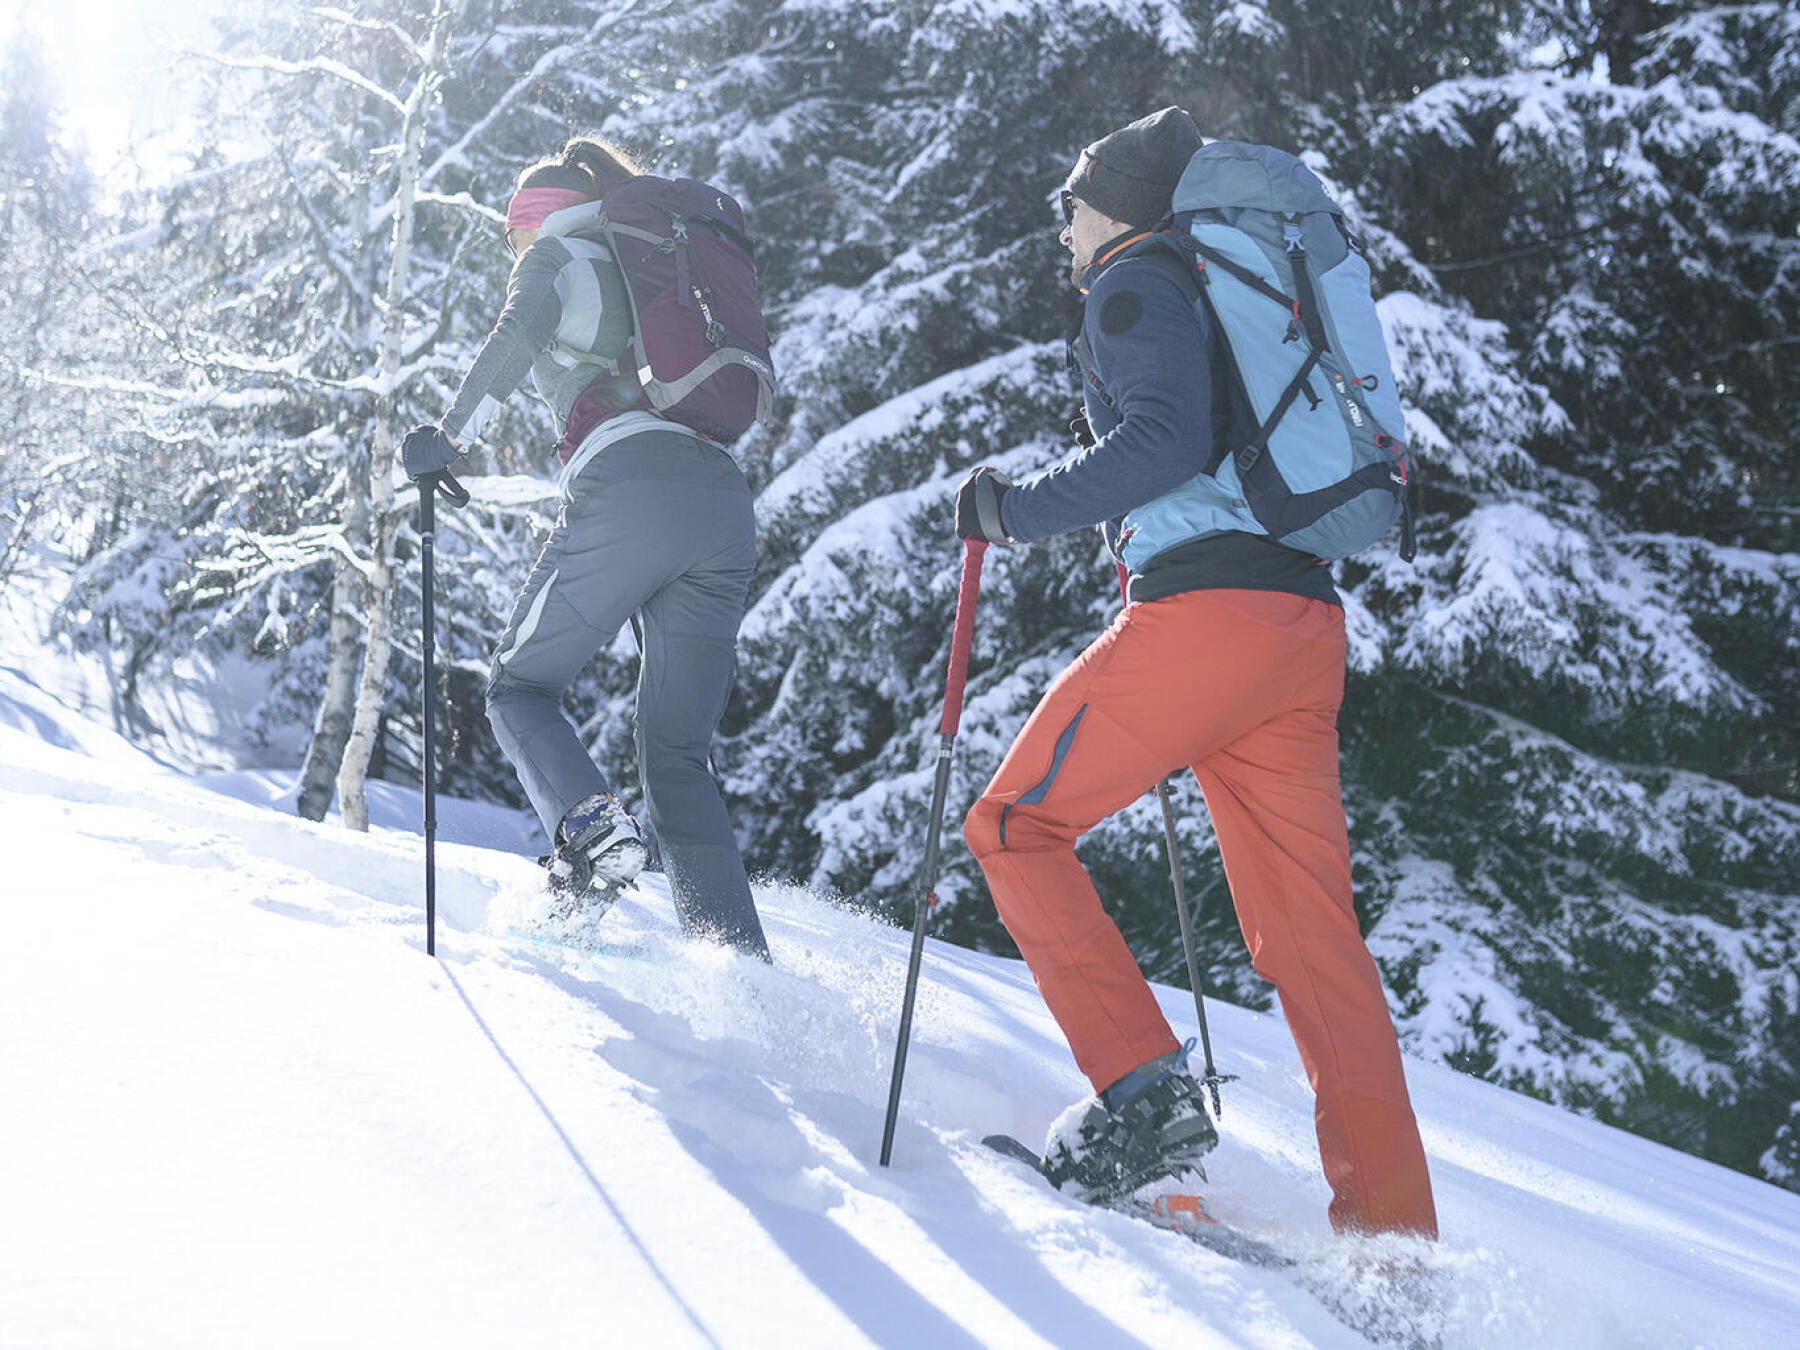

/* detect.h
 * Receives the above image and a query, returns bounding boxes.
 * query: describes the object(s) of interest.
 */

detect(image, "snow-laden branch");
[386,471,558,518]
[197,51,407,114]
[415,190,505,226]
[307,6,426,63]
[177,349,365,395]
[195,523,373,584]
[10,366,200,405]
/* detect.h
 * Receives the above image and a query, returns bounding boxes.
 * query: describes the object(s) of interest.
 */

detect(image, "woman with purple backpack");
[402,137,774,960]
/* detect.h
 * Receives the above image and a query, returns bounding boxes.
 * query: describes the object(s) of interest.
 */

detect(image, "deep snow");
[4,660,1800,1349]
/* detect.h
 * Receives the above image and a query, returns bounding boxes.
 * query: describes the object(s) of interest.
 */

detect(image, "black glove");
[401,424,461,480]
[1070,412,1095,448]
[954,467,1015,544]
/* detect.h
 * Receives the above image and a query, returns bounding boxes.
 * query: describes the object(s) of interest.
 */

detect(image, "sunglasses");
[1060,188,1077,226]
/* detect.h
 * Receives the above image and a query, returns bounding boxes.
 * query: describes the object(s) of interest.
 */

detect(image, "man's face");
[1059,190,1128,287]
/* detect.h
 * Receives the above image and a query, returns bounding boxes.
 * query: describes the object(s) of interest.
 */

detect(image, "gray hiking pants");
[486,425,768,958]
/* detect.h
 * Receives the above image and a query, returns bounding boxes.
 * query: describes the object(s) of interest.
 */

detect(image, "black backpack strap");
[1233,347,1324,479]
[1281,215,1330,351]
[1063,308,1086,379]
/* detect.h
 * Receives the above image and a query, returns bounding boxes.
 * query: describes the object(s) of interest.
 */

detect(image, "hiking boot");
[1042,1047,1218,1203]
[542,793,648,920]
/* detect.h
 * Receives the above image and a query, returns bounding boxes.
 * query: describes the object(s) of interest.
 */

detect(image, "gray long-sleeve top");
[440,228,633,446]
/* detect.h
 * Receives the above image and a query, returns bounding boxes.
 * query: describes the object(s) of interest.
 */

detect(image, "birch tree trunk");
[295,552,363,821]
[336,8,450,832]
[298,181,378,823]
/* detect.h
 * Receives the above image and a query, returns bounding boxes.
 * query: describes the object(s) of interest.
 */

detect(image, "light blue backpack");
[1164,141,1415,562]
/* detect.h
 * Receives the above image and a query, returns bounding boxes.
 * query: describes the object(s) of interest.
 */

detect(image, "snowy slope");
[4,664,1800,1349]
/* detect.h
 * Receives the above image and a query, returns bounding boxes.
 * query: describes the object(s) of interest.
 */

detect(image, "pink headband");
[505,187,592,232]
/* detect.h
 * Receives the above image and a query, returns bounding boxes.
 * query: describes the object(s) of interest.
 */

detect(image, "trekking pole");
[1116,562,1232,1116]
[417,467,470,957]
[1154,777,1233,1116]
[880,535,988,1166]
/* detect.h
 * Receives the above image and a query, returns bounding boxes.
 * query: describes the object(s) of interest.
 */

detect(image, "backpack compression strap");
[1171,214,1333,480]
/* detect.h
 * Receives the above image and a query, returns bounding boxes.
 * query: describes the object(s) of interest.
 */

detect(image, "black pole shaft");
[879,733,956,1166]
[420,482,438,958]
[1156,780,1222,1113]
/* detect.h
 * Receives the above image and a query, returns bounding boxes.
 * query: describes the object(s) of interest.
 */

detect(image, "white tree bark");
[336,7,451,832]
[296,547,363,821]
[298,161,377,824]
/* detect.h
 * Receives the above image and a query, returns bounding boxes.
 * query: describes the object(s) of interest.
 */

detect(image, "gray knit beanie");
[1065,107,1203,229]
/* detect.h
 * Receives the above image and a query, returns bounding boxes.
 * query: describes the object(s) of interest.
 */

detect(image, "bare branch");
[421,0,664,189]
[1422,223,1622,273]
[195,50,407,114]
[277,145,363,300]
[415,189,505,227]
[306,6,426,62]
[1725,334,1800,356]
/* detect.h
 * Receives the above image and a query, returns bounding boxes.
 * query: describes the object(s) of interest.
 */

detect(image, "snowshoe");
[1041,1047,1218,1204]
[540,793,648,921]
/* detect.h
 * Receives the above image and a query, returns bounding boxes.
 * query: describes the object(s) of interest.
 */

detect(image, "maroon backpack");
[555,176,778,459]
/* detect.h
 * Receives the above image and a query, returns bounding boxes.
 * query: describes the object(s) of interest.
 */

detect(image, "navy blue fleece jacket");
[1000,252,1213,544]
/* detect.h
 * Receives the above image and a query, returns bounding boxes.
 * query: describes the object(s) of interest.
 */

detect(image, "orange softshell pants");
[964,588,1437,1238]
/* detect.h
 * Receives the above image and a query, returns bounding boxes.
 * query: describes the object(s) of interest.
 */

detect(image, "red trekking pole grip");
[939,538,987,736]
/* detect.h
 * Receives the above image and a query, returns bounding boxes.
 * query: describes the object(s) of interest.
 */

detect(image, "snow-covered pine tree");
[1341,1,1800,1176]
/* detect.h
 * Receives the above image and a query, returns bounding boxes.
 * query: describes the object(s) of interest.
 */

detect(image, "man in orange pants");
[953,107,1436,1237]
